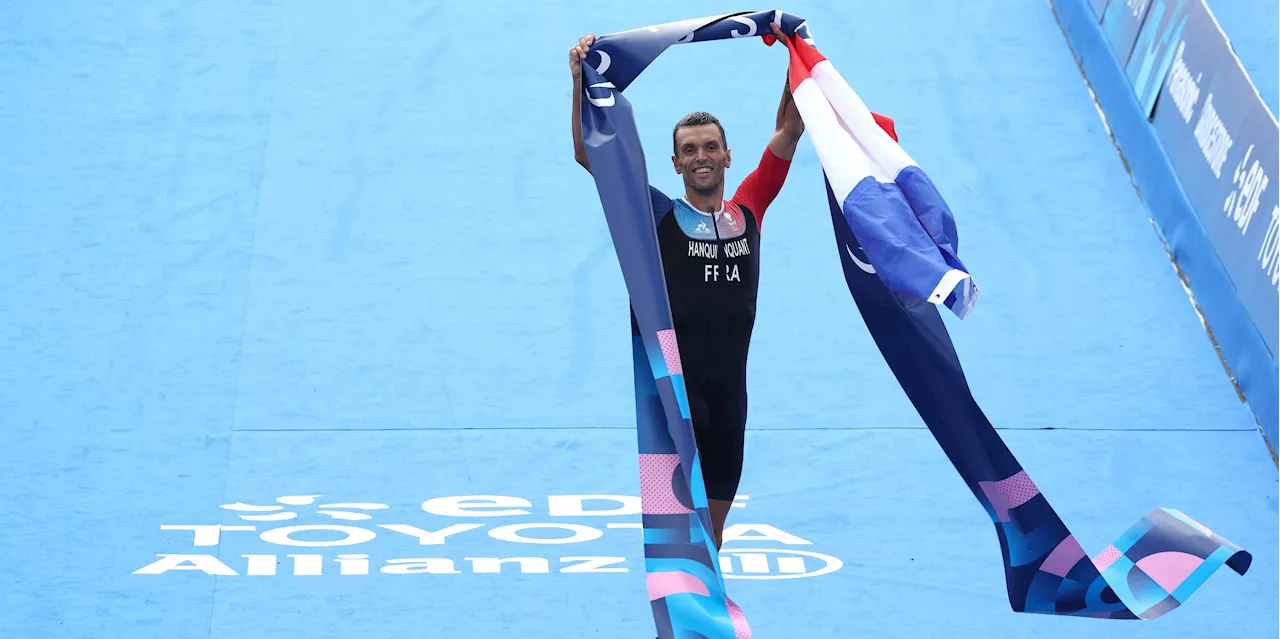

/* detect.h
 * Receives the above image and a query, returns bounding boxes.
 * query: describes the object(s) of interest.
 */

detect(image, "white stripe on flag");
[929,269,971,305]
[809,60,917,181]
[790,78,880,202]
[831,107,895,183]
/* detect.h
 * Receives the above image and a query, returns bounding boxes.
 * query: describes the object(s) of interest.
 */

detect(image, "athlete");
[567,24,806,550]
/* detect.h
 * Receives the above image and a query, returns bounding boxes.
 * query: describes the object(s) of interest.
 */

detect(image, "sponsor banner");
[1153,3,1280,363]
[1162,50,1280,348]
[1227,103,1279,354]
[1125,0,1206,116]
[1154,22,1250,217]
[1146,0,1228,144]
[1053,0,1279,445]
[130,493,846,581]
[1101,0,1156,66]
[1111,0,1280,430]
[1091,0,1112,20]
[1155,2,1280,362]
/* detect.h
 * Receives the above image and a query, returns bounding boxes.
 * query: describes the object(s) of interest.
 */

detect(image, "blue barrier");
[1053,0,1279,454]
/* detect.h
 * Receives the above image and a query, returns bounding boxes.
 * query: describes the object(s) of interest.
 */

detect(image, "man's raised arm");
[569,33,596,173]
[766,23,805,161]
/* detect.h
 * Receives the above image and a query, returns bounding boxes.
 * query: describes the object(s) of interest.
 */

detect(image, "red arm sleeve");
[730,147,791,228]
[731,112,898,228]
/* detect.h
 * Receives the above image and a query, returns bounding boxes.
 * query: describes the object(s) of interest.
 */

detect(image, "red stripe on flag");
[790,34,828,71]
[780,31,899,144]
[873,113,898,142]
[785,34,812,86]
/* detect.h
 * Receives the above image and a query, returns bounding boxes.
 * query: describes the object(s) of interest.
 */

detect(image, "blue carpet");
[0,1,1274,637]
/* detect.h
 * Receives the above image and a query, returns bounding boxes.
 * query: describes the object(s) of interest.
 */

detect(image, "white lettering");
[259,525,376,547]
[243,554,277,576]
[724,237,751,258]
[467,557,551,574]
[381,558,461,574]
[1223,145,1269,234]
[336,554,370,576]
[729,16,757,37]
[1259,204,1280,291]
[688,241,718,258]
[379,523,483,545]
[1167,41,1202,123]
[722,524,814,546]
[727,264,740,282]
[422,495,532,517]
[289,554,323,576]
[560,556,629,573]
[161,524,255,547]
[133,554,238,576]
[488,523,604,545]
[1193,94,1233,178]
[547,495,640,517]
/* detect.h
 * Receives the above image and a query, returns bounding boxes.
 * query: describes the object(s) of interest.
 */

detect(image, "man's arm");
[731,87,795,223]
[731,61,804,224]
[569,33,595,173]
[766,78,805,161]
[766,22,805,161]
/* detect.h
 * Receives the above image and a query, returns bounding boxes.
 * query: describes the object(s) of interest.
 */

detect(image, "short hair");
[672,111,727,154]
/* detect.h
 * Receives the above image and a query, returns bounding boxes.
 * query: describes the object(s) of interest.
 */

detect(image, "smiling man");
[568,26,803,549]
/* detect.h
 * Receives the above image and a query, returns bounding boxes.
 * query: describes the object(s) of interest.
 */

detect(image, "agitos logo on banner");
[130,493,844,580]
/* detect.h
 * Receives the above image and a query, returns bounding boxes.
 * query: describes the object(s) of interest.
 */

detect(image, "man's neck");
[684,188,724,215]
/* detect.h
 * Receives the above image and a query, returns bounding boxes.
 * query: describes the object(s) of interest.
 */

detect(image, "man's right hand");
[569,33,596,81]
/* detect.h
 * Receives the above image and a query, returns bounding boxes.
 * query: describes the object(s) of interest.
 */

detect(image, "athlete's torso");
[649,189,762,378]
[656,195,761,325]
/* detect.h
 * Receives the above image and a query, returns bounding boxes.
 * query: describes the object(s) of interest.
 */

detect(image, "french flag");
[782,33,979,318]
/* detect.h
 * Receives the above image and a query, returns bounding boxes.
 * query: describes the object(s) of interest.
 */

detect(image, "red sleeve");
[730,147,791,228]
[732,113,897,228]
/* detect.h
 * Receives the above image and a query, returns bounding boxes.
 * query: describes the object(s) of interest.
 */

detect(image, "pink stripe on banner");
[1093,545,1123,571]
[978,470,1040,522]
[1039,535,1086,577]
[1135,552,1204,593]
[645,571,709,601]
[726,596,752,639]
[657,329,681,375]
[638,454,693,515]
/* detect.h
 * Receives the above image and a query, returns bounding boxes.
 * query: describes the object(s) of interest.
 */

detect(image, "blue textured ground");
[0,1,1275,637]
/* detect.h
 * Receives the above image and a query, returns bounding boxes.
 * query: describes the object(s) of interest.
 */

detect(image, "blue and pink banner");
[579,11,1252,638]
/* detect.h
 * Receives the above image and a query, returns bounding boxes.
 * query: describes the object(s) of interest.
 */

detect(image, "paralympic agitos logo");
[132,493,843,580]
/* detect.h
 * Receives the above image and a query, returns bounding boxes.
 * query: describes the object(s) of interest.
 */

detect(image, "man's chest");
[656,200,760,286]
[669,199,749,240]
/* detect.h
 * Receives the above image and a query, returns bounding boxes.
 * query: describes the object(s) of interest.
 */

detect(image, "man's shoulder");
[648,185,674,215]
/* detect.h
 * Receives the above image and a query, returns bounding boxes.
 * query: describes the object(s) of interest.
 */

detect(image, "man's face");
[672,124,731,195]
